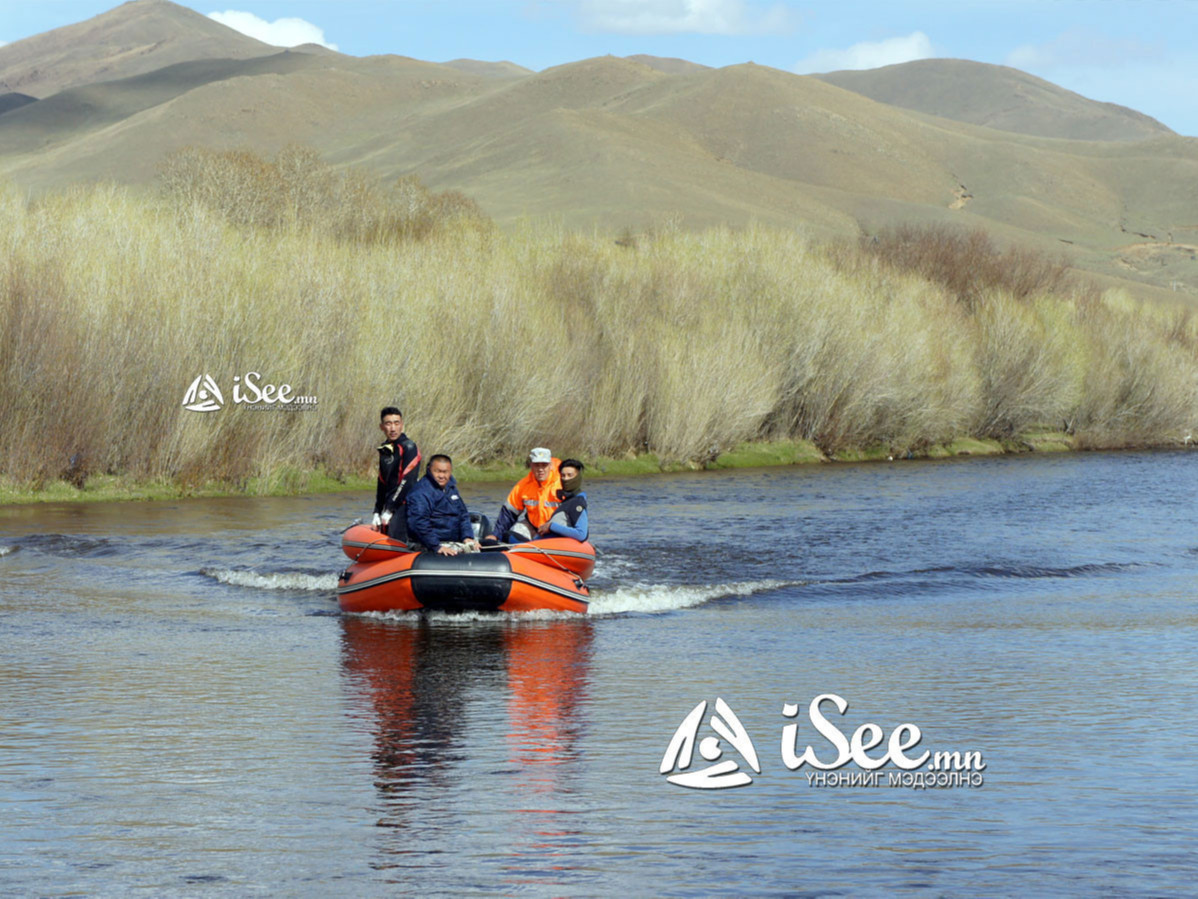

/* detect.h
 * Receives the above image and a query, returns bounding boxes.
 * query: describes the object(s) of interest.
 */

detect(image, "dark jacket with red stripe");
[375,434,421,516]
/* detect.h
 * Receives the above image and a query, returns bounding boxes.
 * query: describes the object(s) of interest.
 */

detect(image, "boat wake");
[358,578,799,621]
[586,579,798,615]
[201,567,339,592]
[204,560,795,618]
[0,544,15,557]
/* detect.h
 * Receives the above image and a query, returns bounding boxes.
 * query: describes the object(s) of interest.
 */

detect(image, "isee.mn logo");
[181,371,317,412]
[661,694,986,791]
[181,374,223,413]
[660,698,761,789]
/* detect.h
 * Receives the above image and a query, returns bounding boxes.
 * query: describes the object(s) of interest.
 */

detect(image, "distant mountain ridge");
[0,0,1194,299]
[816,59,1173,143]
[626,55,712,75]
[0,0,277,98]
[441,59,532,79]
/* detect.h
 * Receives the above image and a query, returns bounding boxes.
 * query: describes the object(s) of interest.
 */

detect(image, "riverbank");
[2,431,1184,506]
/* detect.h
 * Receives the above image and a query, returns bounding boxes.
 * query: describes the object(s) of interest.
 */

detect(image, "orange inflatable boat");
[337,523,595,614]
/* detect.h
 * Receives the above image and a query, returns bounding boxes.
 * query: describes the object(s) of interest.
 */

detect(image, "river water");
[2,451,1196,896]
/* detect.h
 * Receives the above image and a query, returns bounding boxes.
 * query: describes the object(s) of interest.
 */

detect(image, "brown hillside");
[0,51,335,158]
[0,0,275,98]
[609,63,953,204]
[0,53,495,187]
[441,59,533,79]
[0,0,1195,301]
[289,43,341,57]
[817,59,1173,142]
[626,55,711,75]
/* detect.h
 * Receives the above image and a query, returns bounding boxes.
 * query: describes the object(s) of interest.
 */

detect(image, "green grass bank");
[5,433,1190,507]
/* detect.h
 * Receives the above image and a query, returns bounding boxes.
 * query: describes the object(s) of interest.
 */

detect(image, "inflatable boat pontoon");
[337,523,595,614]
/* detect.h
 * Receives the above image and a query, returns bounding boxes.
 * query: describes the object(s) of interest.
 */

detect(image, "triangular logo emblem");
[182,374,223,413]
[660,698,761,789]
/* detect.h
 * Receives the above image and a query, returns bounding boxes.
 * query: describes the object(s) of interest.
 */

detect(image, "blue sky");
[3,0,1196,135]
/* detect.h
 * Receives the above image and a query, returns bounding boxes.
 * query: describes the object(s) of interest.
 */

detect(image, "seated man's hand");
[371,512,382,528]
[437,545,458,556]
[535,520,552,536]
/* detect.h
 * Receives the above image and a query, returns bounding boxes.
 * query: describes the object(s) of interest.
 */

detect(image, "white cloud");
[207,10,338,50]
[793,31,933,74]
[578,0,792,35]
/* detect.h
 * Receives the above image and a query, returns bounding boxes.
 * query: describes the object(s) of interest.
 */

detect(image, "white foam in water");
[586,579,795,615]
[0,545,14,557]
[202,568,339,592]
[354,580,798,621]
[592,554,637,579]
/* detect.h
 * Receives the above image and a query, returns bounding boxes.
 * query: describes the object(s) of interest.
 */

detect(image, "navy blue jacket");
[406,473,473,551]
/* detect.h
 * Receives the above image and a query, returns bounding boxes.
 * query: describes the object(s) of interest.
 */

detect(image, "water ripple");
[199,567,339,592]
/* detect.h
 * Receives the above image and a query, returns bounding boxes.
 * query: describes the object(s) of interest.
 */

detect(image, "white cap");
[529,447,552,464]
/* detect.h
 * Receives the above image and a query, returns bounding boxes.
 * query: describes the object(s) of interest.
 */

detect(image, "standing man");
[488,447,562,544]
[373,406,421,542]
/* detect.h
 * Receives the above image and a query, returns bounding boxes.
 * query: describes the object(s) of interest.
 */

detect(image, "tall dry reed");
[1,164,1195,491]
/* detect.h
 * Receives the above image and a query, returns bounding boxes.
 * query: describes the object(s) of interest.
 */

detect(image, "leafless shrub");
[158,145,490,243]
[856,223,1088,310]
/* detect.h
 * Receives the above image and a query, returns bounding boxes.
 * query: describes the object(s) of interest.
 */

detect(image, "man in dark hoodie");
[373,406,421,542]
[405,454,479,556]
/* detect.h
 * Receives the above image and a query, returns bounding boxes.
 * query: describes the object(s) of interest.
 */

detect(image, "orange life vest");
[502,459,562,529]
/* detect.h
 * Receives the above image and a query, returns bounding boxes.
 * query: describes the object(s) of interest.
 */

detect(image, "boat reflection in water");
[339,615,594,881]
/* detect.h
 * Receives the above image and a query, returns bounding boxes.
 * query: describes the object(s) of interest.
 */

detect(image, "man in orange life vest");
[486,447,561,544]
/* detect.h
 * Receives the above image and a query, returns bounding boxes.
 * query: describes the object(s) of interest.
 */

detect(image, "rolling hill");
[0,0,278,99]
[626,55,712,75]
[441,59,533,79]
[0,93,37,116]
[1,0,1195,299]
[816,59,1174,142]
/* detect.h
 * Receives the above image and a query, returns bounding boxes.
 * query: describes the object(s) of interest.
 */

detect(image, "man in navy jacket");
[405,454,479,556]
